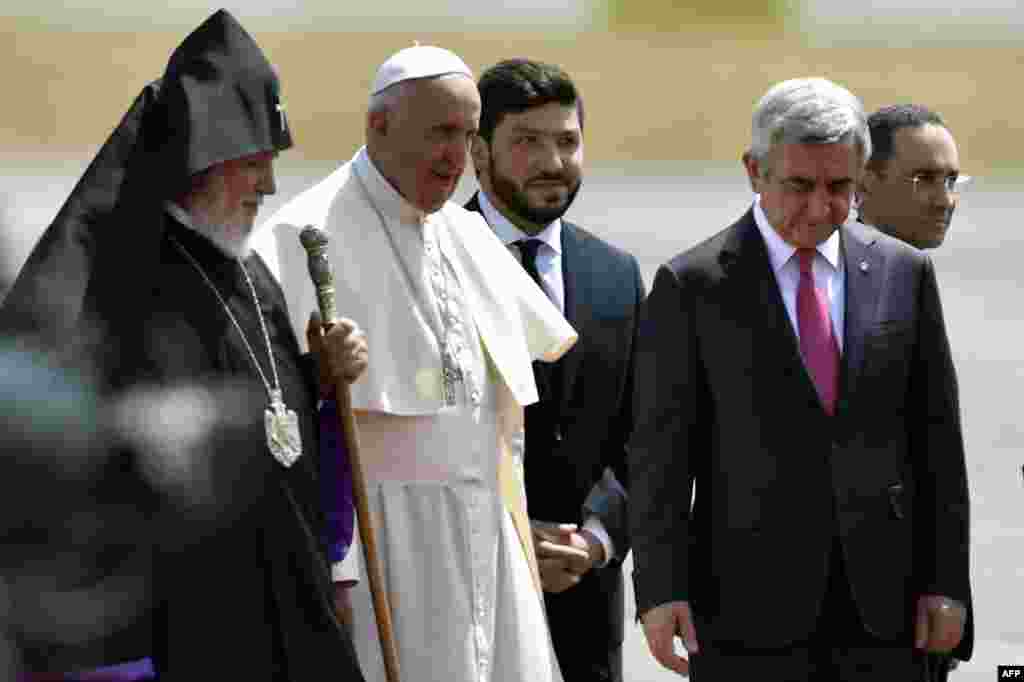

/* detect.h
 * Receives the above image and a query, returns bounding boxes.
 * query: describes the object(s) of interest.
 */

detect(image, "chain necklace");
[169,233,302,467]
[352,167,464,406]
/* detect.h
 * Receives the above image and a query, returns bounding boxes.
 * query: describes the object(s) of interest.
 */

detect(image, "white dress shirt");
[479,191,565,313]
[478,190,617,566]
[753,197,845,351]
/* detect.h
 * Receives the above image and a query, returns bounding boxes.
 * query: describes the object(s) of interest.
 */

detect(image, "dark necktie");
[515,238,546,294]
[514,238,557,404]
[796,248,840,415]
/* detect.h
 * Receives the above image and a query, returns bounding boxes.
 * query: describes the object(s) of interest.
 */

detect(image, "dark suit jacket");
[629,209,973,660]
[467,193,644,676]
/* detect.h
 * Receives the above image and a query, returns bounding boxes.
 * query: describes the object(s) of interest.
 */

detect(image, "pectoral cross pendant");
[265,389,302,467]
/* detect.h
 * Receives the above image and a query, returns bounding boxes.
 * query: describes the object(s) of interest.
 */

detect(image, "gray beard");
[176,205,252,259]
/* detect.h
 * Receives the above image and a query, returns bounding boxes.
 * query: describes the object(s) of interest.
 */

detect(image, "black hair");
[477,59,583,142]
[867,104,947,169]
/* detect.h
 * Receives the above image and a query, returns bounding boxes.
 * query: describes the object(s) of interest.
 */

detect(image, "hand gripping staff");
[299,225,401,682]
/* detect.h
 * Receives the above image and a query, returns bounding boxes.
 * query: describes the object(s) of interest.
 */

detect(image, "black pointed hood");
[0,10,291,360]
[155,8,292,195]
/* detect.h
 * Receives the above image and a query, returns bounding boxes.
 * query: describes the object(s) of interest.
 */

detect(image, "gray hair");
[749,77,871,174]
[368,79,410,115]
[367,73,468,115]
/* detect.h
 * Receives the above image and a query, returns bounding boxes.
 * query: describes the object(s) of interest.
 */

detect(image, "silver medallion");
[265,389,302,467]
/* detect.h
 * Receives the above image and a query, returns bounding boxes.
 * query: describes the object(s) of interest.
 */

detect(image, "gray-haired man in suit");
[630,78,972,680]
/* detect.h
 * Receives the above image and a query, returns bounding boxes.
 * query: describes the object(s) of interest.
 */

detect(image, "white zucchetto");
[371,45,474,95]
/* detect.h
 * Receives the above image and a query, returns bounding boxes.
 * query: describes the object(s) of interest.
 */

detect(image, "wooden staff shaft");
[300,226,401,682]
[333,378,401,682]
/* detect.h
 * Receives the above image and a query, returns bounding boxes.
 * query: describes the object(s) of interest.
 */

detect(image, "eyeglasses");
[897,173,973,197]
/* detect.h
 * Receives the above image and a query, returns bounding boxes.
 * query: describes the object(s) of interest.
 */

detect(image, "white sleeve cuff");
[331,532,361,585]
[582,516,615,568]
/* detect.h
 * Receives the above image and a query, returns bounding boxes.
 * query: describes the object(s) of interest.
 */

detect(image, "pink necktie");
[797,248,840,415]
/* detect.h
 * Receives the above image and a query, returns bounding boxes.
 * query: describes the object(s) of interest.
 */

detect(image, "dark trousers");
[692,540,926,681]
[545,586,623,682]
[550,641,622,682]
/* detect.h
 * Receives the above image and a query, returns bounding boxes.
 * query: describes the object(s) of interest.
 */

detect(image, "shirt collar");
[478,189,562,255]
[752,195,841,274]
[354,146,430,226]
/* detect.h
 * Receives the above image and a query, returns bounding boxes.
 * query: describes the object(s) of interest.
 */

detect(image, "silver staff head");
[298,225,337,324]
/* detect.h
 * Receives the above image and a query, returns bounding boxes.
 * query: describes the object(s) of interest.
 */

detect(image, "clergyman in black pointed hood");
[5,10,367,681]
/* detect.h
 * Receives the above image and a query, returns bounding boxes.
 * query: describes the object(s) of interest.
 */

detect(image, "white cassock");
[252,147,576,682]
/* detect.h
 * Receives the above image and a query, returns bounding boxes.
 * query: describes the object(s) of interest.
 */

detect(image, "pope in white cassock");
[252,46,575,682]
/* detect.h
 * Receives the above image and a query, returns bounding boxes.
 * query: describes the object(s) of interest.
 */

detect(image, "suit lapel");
[838,222,882,405]
[465,191,580,406]
[724,210,824,413]
[558,223,589,411]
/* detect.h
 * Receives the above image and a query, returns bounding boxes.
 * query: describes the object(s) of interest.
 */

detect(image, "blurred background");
[2,1,1021,678]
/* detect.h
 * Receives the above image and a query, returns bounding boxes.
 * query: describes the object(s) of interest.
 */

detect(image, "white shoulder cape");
[252,148,576,415]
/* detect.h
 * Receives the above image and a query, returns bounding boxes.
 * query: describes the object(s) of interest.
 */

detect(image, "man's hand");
[307,312,369,397]
[641,600,698,676]
[531,521,593,593]
[915,594,966,653]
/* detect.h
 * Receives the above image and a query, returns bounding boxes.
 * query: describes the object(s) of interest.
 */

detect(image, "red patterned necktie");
[796,248,840,415]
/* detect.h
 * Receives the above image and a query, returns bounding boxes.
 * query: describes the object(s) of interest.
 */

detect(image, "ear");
[367,109,388,137]
[471,134,489,171]
[742,151,762,193]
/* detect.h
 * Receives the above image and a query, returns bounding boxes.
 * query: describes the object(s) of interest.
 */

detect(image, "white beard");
[171,203,253,260]
[201,224,252,260]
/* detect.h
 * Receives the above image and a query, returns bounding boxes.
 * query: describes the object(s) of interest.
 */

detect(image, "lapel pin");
[859,260,869,273]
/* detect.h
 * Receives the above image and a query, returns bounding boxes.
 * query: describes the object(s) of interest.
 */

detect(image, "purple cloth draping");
[18,658,155,681]
[319,398,355,566]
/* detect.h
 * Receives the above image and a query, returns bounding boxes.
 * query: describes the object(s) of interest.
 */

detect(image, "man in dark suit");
[857,104,968,250]
[466,59,645,682]
[630,77,972,680]
[858,103,970,682]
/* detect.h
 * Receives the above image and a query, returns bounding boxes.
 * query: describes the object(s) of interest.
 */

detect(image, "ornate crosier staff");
[300,225,401,682]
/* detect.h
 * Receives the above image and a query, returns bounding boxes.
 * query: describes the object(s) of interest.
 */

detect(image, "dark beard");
[489,157,581,228]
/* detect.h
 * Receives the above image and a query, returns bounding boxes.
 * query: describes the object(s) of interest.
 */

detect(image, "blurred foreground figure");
[630,77,972,680]
[857,104,967,249]
[0,345,107,680]
[255,45,575,682]
[0,10,366,680]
